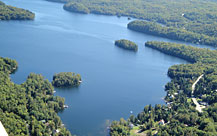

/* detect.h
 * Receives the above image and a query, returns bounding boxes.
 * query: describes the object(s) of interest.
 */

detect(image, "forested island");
[0,57,71,135]
[52,72,81,87]
[110,41,217,136]
[115,39,138,51]
[0,1,35,20]
[46,0,217,46]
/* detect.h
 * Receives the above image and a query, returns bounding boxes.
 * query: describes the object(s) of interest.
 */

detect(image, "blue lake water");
[1,0,212,135]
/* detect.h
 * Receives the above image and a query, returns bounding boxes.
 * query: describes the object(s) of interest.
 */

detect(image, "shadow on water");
[54,85,81,90]
[54,86,81,95]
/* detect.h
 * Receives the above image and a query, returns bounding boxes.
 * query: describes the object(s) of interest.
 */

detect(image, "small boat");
[64,105,69,108]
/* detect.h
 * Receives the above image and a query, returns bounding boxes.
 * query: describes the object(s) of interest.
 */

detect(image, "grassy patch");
[187,98,192,103]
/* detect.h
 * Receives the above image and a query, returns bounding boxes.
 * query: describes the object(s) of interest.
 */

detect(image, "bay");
[0,0,210,135]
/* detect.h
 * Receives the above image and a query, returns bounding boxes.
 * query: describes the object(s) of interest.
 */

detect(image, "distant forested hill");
[127,20,217,46]
[47,0,217,46]
[0,1,35,20]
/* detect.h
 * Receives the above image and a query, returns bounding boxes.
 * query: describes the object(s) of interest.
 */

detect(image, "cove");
[0,0,212,135]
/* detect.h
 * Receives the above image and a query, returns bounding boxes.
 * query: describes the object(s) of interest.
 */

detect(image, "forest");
[64,2,90,14]
[0,57,71,136]
[52,72,81,87]
[47,0,217,46]
[128,20,217,47]
[0,57,18,73]
[110,41,217,136]
[1,0,217,135]
[115,39,138,51]
[0,1,35,20]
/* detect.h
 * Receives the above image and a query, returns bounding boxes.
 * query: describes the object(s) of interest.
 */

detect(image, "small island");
[52,72,82,87]
[115,39,138,51]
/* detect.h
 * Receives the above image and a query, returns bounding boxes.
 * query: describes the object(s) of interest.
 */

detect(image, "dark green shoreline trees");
[0,1,35,20]
[128,20,217,47]
[64,3,90,14]
[110,41,217,136]
[0,57,18,73]
[0,57,71,136]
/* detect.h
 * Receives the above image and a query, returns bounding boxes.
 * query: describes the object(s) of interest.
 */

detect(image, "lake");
[0,0,211,135]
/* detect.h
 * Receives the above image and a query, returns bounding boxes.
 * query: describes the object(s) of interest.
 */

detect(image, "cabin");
[129,123,134,129]
[199,102,208,106]
[40,120,46,123]
[54,129,60,134]
[158,119,165,125]
[174,92,178,96]
[170,95,174,99]
[45,122,50,126]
